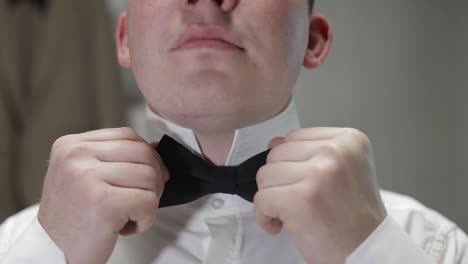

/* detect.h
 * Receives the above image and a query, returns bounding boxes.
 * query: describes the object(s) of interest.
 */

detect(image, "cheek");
[262,5,309,65]
[128,6,172,56]
[127,2,179,87]
[239,1,309,87]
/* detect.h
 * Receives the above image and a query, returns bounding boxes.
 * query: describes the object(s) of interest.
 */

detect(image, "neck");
[146,96,300,167]
[193,130,235,166]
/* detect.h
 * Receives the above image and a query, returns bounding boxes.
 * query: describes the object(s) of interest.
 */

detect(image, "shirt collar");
[145,98,301,166]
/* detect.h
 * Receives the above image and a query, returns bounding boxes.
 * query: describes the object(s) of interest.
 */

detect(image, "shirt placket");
[203,196,244,264]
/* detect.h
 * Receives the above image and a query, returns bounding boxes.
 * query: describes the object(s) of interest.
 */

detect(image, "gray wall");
[453,0,468,230]
[295,0,467,229]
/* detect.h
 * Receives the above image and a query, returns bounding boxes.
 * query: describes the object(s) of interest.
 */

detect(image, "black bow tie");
[8,0,48,11]
[156,135,270,208]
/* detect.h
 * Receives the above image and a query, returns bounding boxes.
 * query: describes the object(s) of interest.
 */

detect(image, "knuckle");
[139,214,156,233]
[253,191,263,205]
[345,127,366,138]
[316,157,341,177]
[51,135,73,158]
[141,144,156,160]
[300,180,321,207]
[155,163,169,185]
[51,136,66,150]
[119,127,141,141]
[253,190,270,209]
[255,166,269,189]
[132,143,155,165]
[67,161,92,179]
[157,168,169,189]
[161,165,170,183]
[47,161,97,199]
[142,192,159,209]
[142,166,158,188]
[344,128,370,148]
[285,129,302,141]
[155,181,164,199]
[266,147,281,163]
[319,141,340,157]
[56,159,91,188]
[62,142,88,160]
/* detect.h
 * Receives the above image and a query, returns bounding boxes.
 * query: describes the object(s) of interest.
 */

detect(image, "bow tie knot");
[205,167,236,193]
[156,135,269,208]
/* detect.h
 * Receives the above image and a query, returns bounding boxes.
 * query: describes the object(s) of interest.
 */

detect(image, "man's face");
[120,0,314,132]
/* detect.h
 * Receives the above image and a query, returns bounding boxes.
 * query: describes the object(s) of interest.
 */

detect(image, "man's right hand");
[38,128,169,264]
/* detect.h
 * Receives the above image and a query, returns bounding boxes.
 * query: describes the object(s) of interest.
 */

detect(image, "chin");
[178,98,247,118]
[154,95,258,129]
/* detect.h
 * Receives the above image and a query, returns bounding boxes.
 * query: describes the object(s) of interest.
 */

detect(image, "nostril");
[187,0,236,12]
[187,0,224,6]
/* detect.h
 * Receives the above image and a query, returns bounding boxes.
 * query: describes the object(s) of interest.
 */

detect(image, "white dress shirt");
[0,100,467,264]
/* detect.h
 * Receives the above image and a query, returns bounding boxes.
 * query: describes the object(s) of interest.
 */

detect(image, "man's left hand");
[254,127,387,264]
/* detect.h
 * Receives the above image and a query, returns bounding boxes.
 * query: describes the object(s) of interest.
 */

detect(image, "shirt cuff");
[346,216,435,264]
[1,217,66,264]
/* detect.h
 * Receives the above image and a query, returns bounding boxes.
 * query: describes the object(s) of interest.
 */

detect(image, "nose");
[187,0,238,13]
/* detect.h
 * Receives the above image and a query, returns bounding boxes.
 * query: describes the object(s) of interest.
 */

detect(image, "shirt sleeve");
[0,207,66,264]
[346,216,435,264]
[441,227,468,264]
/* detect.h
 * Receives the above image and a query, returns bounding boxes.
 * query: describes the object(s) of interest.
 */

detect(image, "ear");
[116,12,131,68]
[303,14,333,69]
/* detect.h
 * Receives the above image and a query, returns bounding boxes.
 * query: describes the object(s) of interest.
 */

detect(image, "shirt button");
[211,198,225,209]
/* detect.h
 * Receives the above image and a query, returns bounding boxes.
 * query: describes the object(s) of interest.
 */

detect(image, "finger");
[284,127,345,142]
[107,187,159,235]
[87,140,170,183]
[267,140,338,164]
[254,187,291,235]
[88,140,158,167]
[100,163,165,195]
[268,137,285,149]
[257,161,310,190]
[79,127,145,143]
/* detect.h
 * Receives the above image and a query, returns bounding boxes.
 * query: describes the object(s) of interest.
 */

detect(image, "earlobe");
[303,14,333,69]
[117,12,131,68]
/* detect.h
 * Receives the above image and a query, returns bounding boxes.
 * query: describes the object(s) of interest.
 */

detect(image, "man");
[1,0,467,263]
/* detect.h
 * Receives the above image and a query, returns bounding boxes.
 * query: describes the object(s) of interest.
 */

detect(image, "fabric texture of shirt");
[1,100,467,264]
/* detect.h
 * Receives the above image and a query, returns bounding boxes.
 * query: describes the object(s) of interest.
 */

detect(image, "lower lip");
[177,39,242,51]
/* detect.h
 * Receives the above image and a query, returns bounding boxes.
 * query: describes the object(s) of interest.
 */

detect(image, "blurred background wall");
[453,0,468,230]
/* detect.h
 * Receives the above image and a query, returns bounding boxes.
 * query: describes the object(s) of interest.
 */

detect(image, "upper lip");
[173,25,244,51]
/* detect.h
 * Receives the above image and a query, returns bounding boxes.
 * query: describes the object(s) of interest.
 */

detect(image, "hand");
[38,128,169,264]
[254,127,387,264]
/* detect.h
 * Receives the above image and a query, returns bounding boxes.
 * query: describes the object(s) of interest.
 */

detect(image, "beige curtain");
[0,0,126,221]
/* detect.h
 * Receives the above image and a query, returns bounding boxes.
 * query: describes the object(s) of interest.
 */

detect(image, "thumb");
[268,137,285,149]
